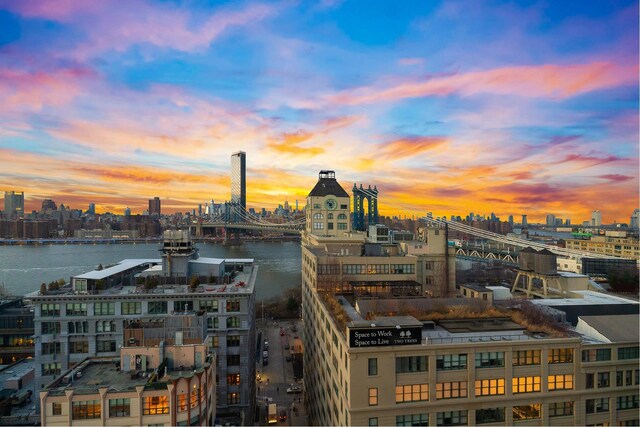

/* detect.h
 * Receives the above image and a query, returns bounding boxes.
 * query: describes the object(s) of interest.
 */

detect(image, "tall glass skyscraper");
[3,191,24,218]
[231,151,246,211]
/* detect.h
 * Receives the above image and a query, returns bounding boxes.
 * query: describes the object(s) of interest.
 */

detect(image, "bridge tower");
[352,183,378,231]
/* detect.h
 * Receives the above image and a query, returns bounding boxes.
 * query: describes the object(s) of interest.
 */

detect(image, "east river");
[0,241,302,300]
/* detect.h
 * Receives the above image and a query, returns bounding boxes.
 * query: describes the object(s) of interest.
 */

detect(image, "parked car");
[279,410,287,422]
[264,340,269,350]
[284,342,290,349]
[256,373,262,382]
[286,386,302,394]
[279,329,285,336]
[286,355,292,362]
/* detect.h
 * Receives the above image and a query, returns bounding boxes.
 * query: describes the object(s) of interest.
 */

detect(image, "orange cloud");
[266,131,325,157]
[324,61,638,106]
[378,136,448,159]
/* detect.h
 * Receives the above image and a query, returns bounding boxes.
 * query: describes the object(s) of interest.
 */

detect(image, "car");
[256,374,262,382]
[263,350,269,358]
[264,340,269,350]
[279,329,285,336]
[279,410,287,422]
[286,386,302,394]
[286,355,292,362]
[284,342,289,349]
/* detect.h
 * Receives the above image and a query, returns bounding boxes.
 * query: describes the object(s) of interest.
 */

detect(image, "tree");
[40,283,47,295]
[286,295,298,314]
[97,264,103,271]
[190,275,200,290]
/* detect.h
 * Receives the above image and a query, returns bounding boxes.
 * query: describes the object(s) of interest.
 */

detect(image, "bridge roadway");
[191,221,303,235]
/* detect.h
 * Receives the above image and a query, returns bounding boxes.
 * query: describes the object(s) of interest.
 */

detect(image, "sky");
[0,0,638,224]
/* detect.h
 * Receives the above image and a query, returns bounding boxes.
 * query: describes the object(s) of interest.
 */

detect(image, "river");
[0,241,302,300]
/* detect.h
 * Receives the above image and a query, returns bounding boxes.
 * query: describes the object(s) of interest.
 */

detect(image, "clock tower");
[305,170,352,237]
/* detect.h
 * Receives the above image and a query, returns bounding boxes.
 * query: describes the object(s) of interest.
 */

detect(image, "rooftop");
[74,259,160,280]
[0,358,34,387]
[577,314,639,343]
[307,172,349,198]
[531,290,639,307]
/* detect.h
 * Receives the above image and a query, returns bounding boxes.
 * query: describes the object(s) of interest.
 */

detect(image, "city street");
[255,319,306,426]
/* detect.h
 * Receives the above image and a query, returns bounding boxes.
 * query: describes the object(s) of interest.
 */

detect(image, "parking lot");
[255,319,306,426]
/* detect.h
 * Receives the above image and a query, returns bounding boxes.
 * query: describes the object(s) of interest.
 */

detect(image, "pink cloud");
[324,61,638,106]
[3,1,276,56]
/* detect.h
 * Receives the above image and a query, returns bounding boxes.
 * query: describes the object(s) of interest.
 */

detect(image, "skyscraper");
[546,214,556,226]
[149,196,161,216]
[631,209,639,230]
[521,214,527,227]
[591,210,602,227]
[87,203,95,215]
[3,191,24,218]
[231,151,246,211]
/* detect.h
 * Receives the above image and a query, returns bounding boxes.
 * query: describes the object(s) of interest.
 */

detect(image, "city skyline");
[0,1,638,222]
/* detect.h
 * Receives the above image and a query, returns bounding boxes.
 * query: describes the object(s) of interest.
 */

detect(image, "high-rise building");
[521,214,527,227]
[546,214,556,226]
[87,203,96,215]
[231,151,246,212]
[124,207,131,217]
[41,199,57,213]
[3,191,24,218]
[508,215,514,226]
[149,197,161,216]
[591,210,602,227]
[631,209,640,230]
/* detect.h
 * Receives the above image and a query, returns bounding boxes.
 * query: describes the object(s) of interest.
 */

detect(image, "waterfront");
[0,241,302,300]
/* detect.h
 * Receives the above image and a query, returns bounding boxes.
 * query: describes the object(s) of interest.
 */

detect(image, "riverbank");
[0,235,300,246]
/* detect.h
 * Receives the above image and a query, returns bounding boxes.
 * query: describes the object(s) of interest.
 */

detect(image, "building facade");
[564,235,639,259]
[149,197,161,216]
[3,191,24,219]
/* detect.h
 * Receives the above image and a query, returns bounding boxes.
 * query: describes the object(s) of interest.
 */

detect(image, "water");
[0,241,301,300]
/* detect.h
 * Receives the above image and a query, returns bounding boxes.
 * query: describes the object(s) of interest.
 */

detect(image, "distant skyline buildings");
[3,191,24,219]
[148,196,161,216]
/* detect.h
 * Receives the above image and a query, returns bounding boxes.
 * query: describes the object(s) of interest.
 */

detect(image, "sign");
[349,326,422,348]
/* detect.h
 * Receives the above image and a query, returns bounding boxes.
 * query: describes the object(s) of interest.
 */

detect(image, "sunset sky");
[0,0,638,224]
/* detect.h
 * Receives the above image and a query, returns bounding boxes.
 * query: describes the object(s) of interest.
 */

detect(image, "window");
[201,300,219,312]
[390,264,415,274]
[68,320,88,334]
[582,348,611,362]
[121,302,141,315]
[96,320,116,332]
[396,413,428,426]
[227,374,240,385]
[207,317,219,329]
[369,387,378,406]
[227,354,240,366]
[227,336,240,347]
[476,408,504,424]
[143,396,169,415]
[190,389,199,408]
[367,264,390,274]
[41,321,60,334]
[512,376,541,393]
[475,352,504,368]
[586,398,609,414]
[437,410,467,426]
[512,404,540,420]
[94,302,114,316]
[66,303,87,316]
[338,223,348,230]
[436,381,467,399]
[109,398,130,417]
[226,300,241,312]
[368,358,377,376]
[619,347,639,360]
[70,340,89,354]
[97,340,116,353]
[597,372,610,388]
[549,348,573,364]
[343,264,366,275]
[475,379,505,396]
[513,350,540,365]
[42,362,61,376]
[227,392,239,404]
[617,395,639,410]
[42,342,60,355]
[148,301,167,314]
[313,222,324,230]
[313,204,321,209]
[52,402,62,416]
[313,213,324,219]
[41,303,60,317]
[395,384,428,403]
[178,393,188,411]
[72,400,101,420]
[396,356,428,373]
[436,354,467,370]
[227,317,240,328]
[548,374,573,391]
[549,401,573,417]
[175,300,192,312]
[586,373,594,388]
[338,213,347,219]
[369,418,378,426]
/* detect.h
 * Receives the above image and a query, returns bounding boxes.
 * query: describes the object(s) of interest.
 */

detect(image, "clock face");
[325,199,337,210]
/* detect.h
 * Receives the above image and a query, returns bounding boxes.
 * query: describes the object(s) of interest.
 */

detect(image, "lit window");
[369,387,378,406]
[395,384,429,403]
[512,404,540,420]
[512,376,541,393]
[474,379,505,396]
[548,375,573,391]
[143,396,169,415]
[436,381,467,399]
[72,400,101,420]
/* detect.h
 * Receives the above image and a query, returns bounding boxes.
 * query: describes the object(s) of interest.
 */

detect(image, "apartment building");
[565,235,639,259]
[29,231,256,423]
[39,315,216,426]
